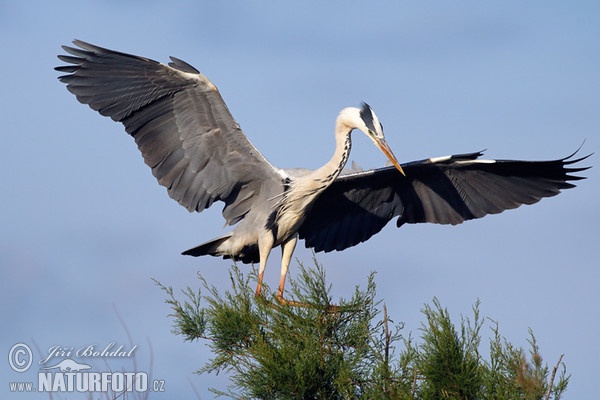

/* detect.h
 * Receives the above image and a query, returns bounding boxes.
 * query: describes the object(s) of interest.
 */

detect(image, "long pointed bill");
[376,139,406,176]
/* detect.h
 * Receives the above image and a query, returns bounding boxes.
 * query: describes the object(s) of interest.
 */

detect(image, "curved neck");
[313,121,353,183]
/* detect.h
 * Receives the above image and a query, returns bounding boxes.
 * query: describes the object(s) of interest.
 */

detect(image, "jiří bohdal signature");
[39,342,137,365]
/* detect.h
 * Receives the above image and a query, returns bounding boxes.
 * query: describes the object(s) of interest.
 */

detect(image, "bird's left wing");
[56,40,284,226]
[299,151,590,253]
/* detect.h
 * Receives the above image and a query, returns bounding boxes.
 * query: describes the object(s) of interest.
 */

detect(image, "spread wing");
[299,151,590,252]
[56,40,283,225]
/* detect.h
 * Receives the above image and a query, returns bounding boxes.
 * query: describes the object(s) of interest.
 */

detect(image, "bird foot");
[254,292,309,309]
[255,292,339,312]
[276,295,311,308]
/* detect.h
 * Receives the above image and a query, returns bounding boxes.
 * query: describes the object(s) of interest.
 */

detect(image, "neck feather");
[313,124,352,184]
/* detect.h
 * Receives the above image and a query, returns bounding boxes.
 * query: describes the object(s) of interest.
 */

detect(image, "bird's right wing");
[56,40,283,225]
[299,151,590,252]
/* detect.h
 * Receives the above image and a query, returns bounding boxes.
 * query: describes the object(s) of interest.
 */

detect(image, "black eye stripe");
[359,102,377,132]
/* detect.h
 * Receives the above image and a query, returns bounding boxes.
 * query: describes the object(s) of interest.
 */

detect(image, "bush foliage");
[156,259,568,399]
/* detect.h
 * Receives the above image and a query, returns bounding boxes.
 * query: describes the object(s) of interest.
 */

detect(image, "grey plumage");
[56,40,590,304]
[57,40,283,223]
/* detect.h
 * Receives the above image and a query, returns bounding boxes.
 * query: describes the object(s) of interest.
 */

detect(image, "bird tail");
[182,234,232,257]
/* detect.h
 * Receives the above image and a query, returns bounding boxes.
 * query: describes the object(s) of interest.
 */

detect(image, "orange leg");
[255,234,274,298]
[276,236,302,306]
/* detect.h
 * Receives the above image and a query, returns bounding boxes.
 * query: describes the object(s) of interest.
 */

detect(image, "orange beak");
[376,139,406,176]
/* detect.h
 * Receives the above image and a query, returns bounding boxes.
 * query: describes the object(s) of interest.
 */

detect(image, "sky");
[1,1,598,398]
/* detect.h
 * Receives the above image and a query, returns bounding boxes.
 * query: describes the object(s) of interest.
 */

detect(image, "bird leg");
[276,236,314,308]
[277,235,298,302]
[255,235,274,298]
[254,234,312,308]
[278,237,340,312]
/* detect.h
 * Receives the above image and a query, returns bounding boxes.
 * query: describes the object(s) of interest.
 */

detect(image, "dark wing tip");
[55,40,102,77]
[68,39,134,58]
[560,140,592,165]
[168,56,199,74]
[55,41,90,76]
[58,40,101,60]
[54,65,78,74]
[71,39,98,51]
[561,147,593,181]
[449,150,487,162]
[56,39,162,70]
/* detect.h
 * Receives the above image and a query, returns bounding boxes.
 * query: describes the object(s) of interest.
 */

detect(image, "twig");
[411,368,418,397]
[383,304,390,365]
[544,354,564,400]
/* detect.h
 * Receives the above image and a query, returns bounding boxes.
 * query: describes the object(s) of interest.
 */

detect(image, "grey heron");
[56,40,590,304]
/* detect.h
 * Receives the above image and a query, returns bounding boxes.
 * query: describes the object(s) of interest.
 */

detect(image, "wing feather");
[56,40,283,223]
[299,151,590,252]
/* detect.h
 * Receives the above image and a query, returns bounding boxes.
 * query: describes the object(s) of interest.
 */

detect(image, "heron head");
[339,103,405,176]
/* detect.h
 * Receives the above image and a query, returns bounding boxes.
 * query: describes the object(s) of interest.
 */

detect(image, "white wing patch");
[428,155,452,163]
[456,159,496,164]
[428,155,496,165]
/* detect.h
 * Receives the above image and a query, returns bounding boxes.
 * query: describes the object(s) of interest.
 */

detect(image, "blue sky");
[1,1,598,398]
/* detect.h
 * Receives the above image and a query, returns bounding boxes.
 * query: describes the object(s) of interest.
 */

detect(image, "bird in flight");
[56,40,590,305]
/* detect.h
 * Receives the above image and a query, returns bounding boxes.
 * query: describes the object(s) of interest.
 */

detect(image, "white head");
[337,103,405,176]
